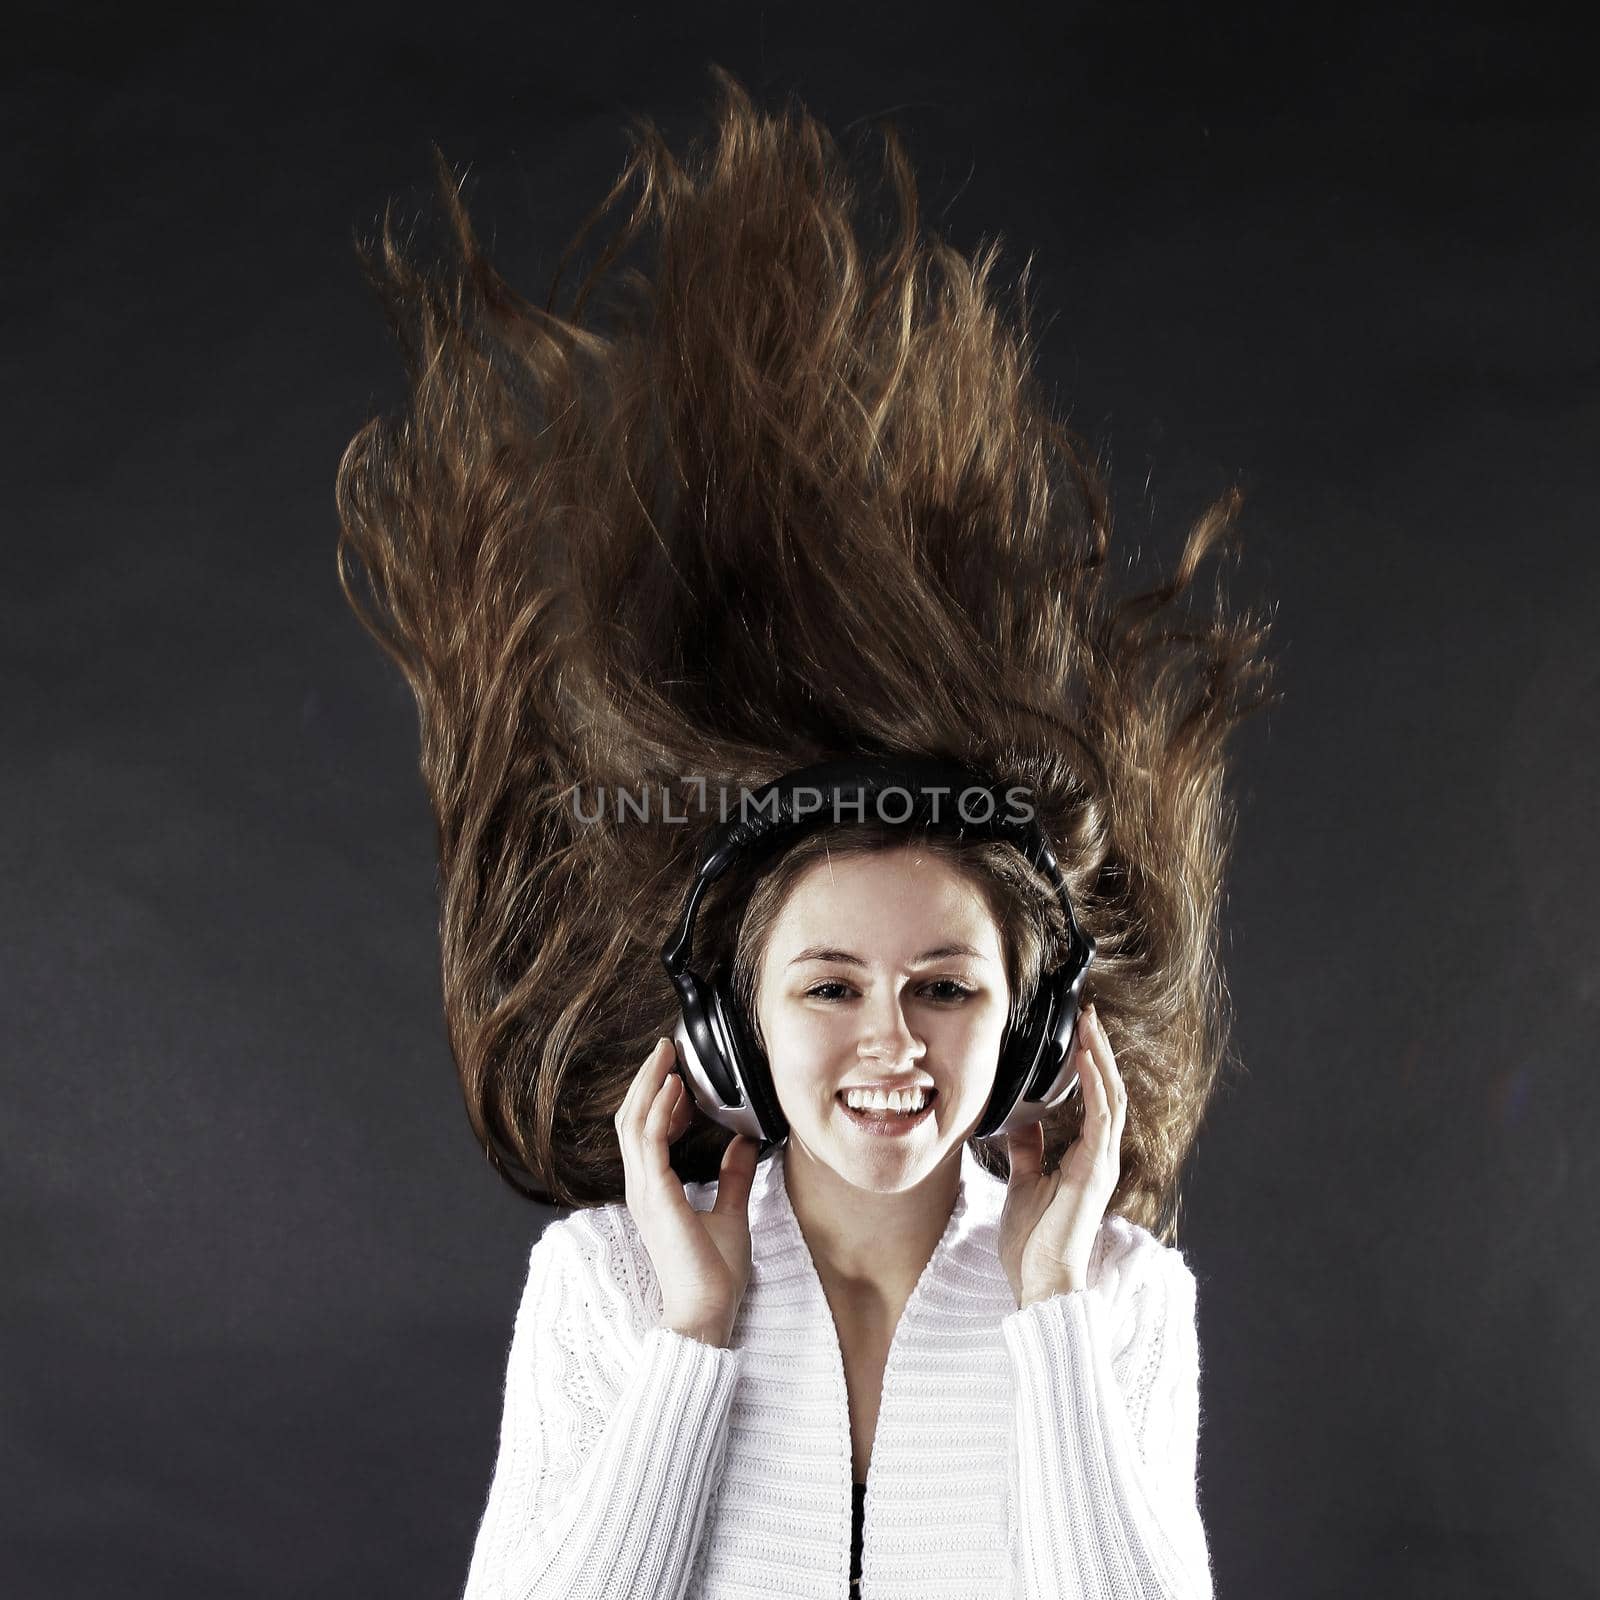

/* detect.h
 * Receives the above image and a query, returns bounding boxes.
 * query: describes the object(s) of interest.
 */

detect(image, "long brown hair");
[333,66,1279,1241]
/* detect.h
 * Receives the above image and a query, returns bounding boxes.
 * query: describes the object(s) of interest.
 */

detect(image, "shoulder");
[1088,1212,1201,1340]
[522,1198,663,1335]
[523,1161,773,1321]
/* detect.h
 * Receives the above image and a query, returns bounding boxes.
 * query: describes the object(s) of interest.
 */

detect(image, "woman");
[334,65,1276,1600]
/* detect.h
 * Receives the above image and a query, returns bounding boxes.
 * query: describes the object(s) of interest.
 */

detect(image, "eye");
[801,980,977,1002]
[804,981,853,1001]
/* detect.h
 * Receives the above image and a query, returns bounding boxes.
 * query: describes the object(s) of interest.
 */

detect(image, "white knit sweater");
[462,1142,1213,1600]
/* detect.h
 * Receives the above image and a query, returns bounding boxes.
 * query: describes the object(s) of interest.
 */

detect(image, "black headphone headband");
[660,754,1096,1146]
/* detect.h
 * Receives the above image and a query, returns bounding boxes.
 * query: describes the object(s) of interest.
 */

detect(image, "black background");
[7,2,1597,1595]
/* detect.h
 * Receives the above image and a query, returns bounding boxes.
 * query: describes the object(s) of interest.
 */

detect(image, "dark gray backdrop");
[6,2,1596,1595]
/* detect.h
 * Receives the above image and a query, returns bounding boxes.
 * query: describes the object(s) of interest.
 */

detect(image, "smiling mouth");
[834,1088,938,1132]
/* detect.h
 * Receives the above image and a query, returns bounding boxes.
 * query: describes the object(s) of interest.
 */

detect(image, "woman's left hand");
[998,1003,1126,1308]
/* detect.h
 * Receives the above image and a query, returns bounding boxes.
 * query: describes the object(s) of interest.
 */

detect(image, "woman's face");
[752,846,1011,1194]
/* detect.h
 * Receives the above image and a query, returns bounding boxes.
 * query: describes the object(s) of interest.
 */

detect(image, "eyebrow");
[787,943,989,968]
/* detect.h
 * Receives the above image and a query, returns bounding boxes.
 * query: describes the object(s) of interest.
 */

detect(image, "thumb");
[1006,1119,1046,1184]
[712,1133,759,1219]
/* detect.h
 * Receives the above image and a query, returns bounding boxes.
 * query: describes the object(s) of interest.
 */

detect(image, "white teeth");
[843,1086,929,1113]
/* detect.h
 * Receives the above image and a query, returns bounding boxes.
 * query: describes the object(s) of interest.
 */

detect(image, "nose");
[856,989,926,1065]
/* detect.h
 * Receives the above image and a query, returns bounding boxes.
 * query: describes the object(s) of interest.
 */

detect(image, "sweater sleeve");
[461,1205,744,1600]
[999,1225,1214,1600]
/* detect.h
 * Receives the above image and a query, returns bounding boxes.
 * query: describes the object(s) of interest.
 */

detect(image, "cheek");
[768,1058,838,1126]
[953,996,1006,1032]
[945,1007,1009,1102]
[762,1006,842,1107]
[774,995,860,1055]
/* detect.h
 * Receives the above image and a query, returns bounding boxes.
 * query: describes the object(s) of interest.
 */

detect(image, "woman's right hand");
[614,1037,761,1348]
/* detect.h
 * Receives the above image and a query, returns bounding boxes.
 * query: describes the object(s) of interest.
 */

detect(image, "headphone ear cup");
[981,965,1095,1138]
[711,978,789,1145]
[978,998,1051,1138]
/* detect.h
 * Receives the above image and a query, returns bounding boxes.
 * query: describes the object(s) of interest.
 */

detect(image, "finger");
[640,1072,682,1181]
[626,1068,696,1227]
[1078,1011,1112,1149]
[614,1042,655,1134]
[1088,1008,1126,1110]
[1085,1008,1127,1146]
[1076,1018,1098,1092]
[1006,1119,1046,1183]
[1082,1009,1125,1171]
[664,1072,696,1143]
[1099,1025,1128,1152]
[712,1134,759,1217]
[617,1041,676,1205]
[616,1039,675,1145]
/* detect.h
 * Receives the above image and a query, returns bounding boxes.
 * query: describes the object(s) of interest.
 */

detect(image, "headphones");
[659,754,1096,1148]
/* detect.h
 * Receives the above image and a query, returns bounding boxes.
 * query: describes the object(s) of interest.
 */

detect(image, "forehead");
[763,847,1002,956]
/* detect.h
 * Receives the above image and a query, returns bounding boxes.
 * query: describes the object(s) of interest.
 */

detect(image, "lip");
[835,1087,938,1137]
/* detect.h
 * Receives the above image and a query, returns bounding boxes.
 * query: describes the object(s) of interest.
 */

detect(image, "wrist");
[1017,1274,1086,1309]
[661,1313,734,1348]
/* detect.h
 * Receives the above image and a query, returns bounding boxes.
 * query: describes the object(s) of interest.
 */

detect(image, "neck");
[780,1140,964,1307]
